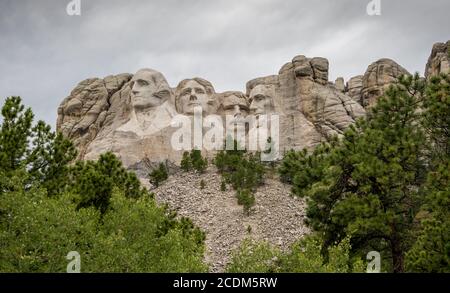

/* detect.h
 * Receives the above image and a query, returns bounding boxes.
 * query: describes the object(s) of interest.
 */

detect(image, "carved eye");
[138,80,149,86]
[181,89,191,96]
[195,88,205,94]
[255,95,265,102]
[154,89,170,99]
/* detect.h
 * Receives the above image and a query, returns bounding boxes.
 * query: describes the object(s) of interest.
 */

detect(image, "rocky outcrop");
[346,75,363,103]
[335,77,345,93]
[425,41,450,79]
[59,41,450,170]
[57,55,367,170]
[360,59,410,108]
[343,59,410,109]
[57,74,133,159]
[248,54,365,149]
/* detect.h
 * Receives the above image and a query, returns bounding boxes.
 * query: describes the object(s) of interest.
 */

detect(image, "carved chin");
[250,108,265,115]
[132,97,162,109]
[183,105,203,115]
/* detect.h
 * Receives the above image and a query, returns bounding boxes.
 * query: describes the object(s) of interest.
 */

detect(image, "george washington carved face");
[130,69,171,110]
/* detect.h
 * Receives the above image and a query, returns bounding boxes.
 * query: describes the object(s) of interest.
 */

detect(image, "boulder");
[425,40,450,79]
[360,59,410,108]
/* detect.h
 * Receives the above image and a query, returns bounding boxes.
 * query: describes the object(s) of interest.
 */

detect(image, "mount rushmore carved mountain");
[53,40,449,272]
[57,40,449,171]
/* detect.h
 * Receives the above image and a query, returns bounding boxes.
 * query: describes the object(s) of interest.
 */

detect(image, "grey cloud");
[0,0,448,128]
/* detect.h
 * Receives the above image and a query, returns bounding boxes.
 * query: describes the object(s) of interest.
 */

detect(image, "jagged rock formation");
[57,56,366,168]
[345,59,410,108]
[247,55,365,150]
[425,41,450,78]
[335,77,345,92]
[346,75,363,103]
[56,41,448,170]
[57,74,132,159]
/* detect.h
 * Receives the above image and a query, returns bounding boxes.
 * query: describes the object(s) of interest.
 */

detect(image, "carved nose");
[234,106,242,118]
[189,94,197,101]
[132,84,140,95]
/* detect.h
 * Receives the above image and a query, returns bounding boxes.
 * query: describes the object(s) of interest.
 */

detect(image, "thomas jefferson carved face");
[175,78,216,115]
[130,69,171,110]
[249,85,275,115]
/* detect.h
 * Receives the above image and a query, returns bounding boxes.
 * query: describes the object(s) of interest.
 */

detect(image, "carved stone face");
[177,80,211,115]
[221,93,249,128]
[249,85,275,115]
[130,69,171,110]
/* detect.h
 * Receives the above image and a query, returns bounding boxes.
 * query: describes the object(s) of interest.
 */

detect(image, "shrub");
[180,150,207,173]
[236,189,255,215]
[226,239,280,273]
[190,150,207,173]
[0,187,207,272]
[213,140,264,216]
[200,179,205,189]
[149,163,168,188]
[220,180,226,191]
[71,152,143,215]
[180,151,192,172]
[226,235,365,273]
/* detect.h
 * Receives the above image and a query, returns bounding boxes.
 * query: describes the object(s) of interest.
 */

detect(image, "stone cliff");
[57,41,449,170]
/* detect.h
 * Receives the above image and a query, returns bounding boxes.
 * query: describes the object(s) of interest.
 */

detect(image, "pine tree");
[27,121,77,196]
[0,97,77,195]
[422,73,450,164]
[0,97,33,173]
[180,151,192,172]
[236,189,255,216]
[190,149,207,173]
[149,162,169,188]
[281,74,428,272]
[72,152,143,214]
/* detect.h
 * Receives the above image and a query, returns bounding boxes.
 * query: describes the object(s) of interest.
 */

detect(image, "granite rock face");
[346,75,364,103]
[57,55,368,169]
[56,59,363,168]
[248,55,365,151]
[425,41,450,79]
[335,77,345,93]
[343,59,410,109]
[360,59,410,108]
[57,41,448,170]
[57,74,133,159]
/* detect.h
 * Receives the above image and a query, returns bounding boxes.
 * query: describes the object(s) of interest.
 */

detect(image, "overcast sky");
[0,0,449,127]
